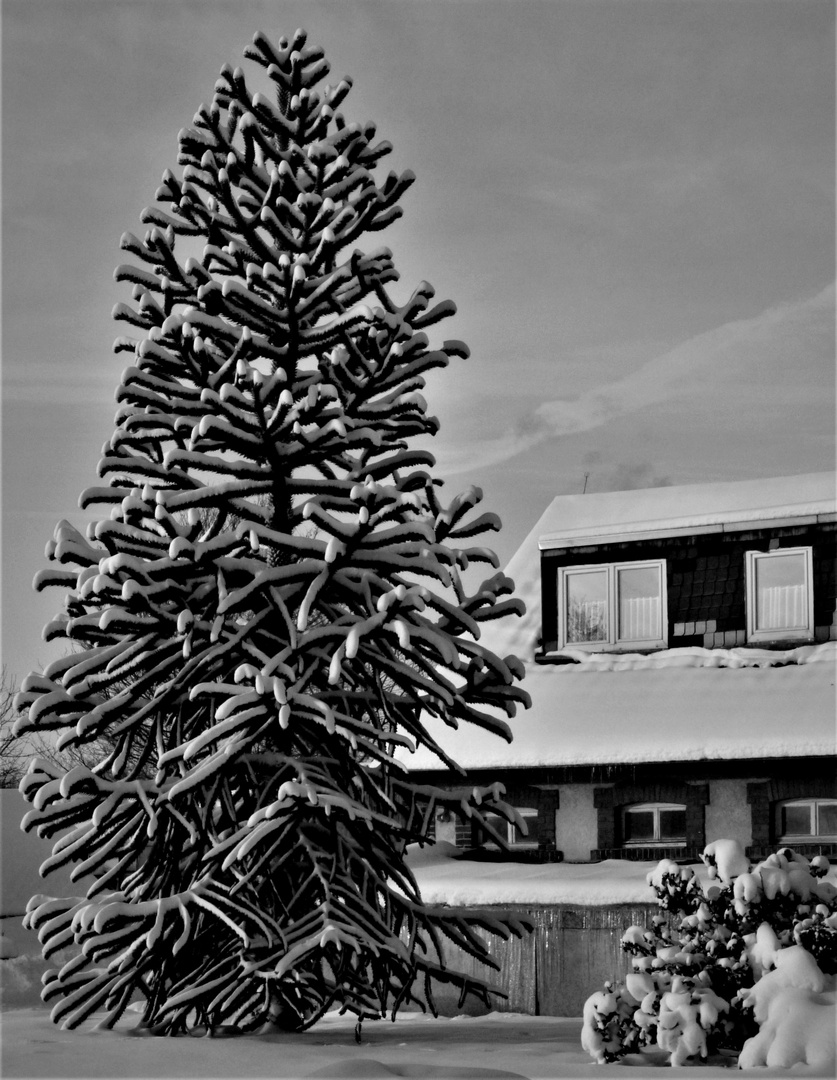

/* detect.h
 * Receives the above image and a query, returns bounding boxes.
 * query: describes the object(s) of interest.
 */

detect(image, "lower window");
[623,802,686,846]
[483,807,540,848]
[778,799,837,842]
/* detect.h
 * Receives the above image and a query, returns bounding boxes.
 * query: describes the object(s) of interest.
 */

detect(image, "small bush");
[581,841,837,1067]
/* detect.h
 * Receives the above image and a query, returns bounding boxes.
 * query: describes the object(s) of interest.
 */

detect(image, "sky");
[2,0,835,684]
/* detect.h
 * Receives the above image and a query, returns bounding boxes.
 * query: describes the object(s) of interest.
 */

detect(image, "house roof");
[402,644,837,770]
[537,471,836,549]
[400,473,837,772]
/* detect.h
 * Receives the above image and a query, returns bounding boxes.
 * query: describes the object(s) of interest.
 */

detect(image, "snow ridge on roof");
[537,472,836,549]
[547,642,836,671]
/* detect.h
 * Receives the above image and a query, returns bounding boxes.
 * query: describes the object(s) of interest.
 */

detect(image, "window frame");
[557,559,668,651]
[622,802,687,847]
[745,546,814,644]
[777,798,837,842]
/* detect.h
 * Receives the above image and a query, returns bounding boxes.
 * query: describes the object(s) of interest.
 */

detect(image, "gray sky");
[3,0,835,682]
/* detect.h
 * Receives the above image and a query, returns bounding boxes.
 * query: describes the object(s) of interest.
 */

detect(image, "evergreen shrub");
[581,841,837,1066]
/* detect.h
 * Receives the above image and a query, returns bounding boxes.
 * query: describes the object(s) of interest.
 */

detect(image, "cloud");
[432,283,835,475]
[594,462,673,493]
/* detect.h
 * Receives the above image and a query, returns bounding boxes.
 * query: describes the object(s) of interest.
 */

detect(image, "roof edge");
[539,501,836,550]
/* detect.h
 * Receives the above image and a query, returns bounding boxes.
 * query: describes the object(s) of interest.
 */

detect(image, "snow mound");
[548,641,837,671]
[701,838,749,884]
[0,954,48,1011]
[304,1059,528,1078]
[737,947,836,1071]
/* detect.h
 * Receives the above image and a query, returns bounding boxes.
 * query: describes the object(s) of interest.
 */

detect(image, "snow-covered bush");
[736,946,836,1070]
[12,29,531,1035]
[581,840,837,1068]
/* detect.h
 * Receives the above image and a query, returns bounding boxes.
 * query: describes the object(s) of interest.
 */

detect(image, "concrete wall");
[554,785,597,862]
[705,778,753,852]
[432,902,656,1017]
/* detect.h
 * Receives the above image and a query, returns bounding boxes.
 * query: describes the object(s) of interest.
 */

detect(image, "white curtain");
[619,595,659,640]
[758,584,806,629]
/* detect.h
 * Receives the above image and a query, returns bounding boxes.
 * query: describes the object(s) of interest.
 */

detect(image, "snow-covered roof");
[537,472,836,549]
[403,644,837,770]
[402,473,837,772]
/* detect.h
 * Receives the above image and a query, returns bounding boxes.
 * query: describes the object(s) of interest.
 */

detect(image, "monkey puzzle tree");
[14,29,530,1035]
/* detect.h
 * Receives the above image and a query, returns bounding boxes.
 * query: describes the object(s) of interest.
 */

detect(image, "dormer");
[536,473,836,658]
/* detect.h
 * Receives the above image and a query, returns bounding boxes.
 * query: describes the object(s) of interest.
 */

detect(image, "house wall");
[705,778,753,851]
[433,811,458,846]
[555,785,597,862]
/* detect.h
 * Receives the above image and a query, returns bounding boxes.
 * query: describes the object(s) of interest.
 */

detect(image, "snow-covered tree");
[0,667,28,788]
[13,29,531,1035]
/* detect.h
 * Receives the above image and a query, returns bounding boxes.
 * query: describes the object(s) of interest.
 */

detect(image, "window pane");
[482,813,505,844]
[817,802,837,836]
[617,566,661,641]
[566,571,608,643]
[781,803,813,836]
[625,810,655,842]
[511,810,539,845]
[659,809,686,840]
[755,554,807,630]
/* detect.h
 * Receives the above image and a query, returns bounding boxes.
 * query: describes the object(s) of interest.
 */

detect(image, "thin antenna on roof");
[582,473,589,494]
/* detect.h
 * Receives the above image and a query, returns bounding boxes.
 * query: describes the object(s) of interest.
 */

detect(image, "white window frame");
[777,798,837,842]
[745,547,814,644]
[557,559,667,651]
[622,802,687,847]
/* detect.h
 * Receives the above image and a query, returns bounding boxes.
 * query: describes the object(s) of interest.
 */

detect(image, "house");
[407,472,837,864]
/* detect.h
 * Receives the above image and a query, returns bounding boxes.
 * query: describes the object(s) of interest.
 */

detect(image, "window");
[482,807,540,848]
[623,803,686,846]
[558,560,667,650]
[746,548,813,643]
[778,799,837,842]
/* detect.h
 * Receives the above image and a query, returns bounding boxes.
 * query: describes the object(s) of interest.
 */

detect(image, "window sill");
[779,836,837,845]
[623,841,686,848]
[748,841,837,859]
[746,633,815,647]
[558,641,668,653]
[593,845,699,862]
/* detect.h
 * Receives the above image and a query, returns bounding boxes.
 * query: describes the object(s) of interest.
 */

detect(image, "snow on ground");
[405,842,837,908]
[2,1005,828,1079]
[4,848,837,1077]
